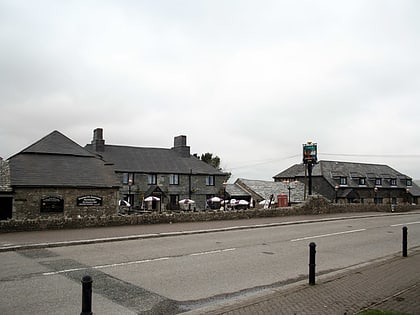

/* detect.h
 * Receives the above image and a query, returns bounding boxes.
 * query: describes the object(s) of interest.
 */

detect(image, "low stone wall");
[1,196,417,233]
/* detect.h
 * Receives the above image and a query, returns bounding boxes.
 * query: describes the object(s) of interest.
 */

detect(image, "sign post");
[303,142,318,196]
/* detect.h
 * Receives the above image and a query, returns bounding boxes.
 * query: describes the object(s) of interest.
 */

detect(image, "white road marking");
[390,221,420,227]
[42,248,236,276]
[290,229,366,242]
[189,248,236,256]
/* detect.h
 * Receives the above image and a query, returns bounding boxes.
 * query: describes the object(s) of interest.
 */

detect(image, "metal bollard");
[81,275,93,315]
[309,242,316,285]
[402,226,408,257]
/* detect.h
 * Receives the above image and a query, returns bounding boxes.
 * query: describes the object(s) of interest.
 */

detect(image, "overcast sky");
[1,0,420,181]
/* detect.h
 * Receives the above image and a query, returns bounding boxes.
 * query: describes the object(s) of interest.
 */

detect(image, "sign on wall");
[40,196,64,213]
[77,195,103,206]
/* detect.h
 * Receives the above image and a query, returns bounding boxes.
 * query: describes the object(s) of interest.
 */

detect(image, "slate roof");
[226,183,250,198]
[18,130,93,157]
[85,144,225,176]
[235,178,307,202]
[9,131,119,188]
[409,181,420,197]
[274,160,412,189]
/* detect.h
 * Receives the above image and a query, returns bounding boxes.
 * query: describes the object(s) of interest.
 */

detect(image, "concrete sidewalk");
[185,249,420,315]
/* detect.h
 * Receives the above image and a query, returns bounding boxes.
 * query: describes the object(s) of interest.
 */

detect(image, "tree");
[200,153,221,170]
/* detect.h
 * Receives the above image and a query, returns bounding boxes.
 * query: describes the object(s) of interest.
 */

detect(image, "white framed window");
[206,175,215,186]
[122,173,134,184]
[359,178,366,186]
[169,174,179,185]
[375,178,382,186]
[148,174,157,185]
[390,178,397,186]
[340,177,347,185]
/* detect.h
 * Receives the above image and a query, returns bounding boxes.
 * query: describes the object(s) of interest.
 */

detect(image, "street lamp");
[284,180,296,207]
[374,186,378,205]
[128,178,133,211]
[223,181,228,211]
[335,185,339,203]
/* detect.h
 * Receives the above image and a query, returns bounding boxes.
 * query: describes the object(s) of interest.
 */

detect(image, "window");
[206,175,215,186]
[122,173,134,184]
[407,179,412,186]
[339,177,347,185]
[148,174,157,185]
[169,174,179,185]
[375,178,382,186]
[390,178,397,186]
[359,178,366,186]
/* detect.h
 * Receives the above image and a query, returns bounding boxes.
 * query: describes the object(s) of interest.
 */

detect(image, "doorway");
[0,197,13,220]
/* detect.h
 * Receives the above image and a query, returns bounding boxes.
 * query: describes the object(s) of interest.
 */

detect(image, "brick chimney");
[172,135,190,157]
[91,128,105,152]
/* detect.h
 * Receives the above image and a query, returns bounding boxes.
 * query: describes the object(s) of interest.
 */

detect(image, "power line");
[320,153,420,158]
[225,152,420,172]
[228,154,300,170]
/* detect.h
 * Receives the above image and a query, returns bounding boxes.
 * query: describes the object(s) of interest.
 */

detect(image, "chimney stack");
[172,135,190,157]
[91,128,105,152]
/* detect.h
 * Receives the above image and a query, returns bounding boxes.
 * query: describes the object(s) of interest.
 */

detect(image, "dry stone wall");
[1,196,417,233]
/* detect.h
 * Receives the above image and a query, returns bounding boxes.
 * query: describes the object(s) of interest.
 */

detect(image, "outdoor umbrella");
[259,199,277,205]
[208,196,222,202]
[144,196,160,202]
[179,198,195,204]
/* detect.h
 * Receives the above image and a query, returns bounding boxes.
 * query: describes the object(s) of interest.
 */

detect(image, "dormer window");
[340,177,347,185]
[375,178,382,186]
[390,178,397,186]
[359,178,366,186]
[407,179,412,186]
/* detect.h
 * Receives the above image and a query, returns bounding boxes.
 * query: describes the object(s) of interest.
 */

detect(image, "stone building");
[1,131,120,219]
[0,158,13,220]
[274,160,420,205]
[231,178,307,207]
[85,128,228,211]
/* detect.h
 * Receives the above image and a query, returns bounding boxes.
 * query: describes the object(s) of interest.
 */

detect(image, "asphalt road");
[1,212,419,314]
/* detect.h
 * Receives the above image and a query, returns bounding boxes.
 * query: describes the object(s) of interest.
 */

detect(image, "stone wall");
[12,187,119,219]
[1,195,418,233]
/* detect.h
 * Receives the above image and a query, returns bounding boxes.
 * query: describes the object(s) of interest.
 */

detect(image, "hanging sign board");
[77,195,102,206]
[303,142,318,164]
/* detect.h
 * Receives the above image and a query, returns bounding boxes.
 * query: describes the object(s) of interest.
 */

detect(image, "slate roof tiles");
[85,144,224,175]
[8,131,119,188]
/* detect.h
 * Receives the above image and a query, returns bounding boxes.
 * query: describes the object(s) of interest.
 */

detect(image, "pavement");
[1,211,420,314]
[184,249,420,315]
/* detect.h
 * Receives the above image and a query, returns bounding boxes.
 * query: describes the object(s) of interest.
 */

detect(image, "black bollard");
[81,275,93,315]
[309,242,316,285]
[402,226,408,257]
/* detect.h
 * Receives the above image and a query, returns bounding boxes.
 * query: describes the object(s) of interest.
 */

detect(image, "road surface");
[0,212,419,314]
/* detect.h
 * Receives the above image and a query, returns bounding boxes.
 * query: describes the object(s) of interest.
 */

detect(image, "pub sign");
[303,142,318,165]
